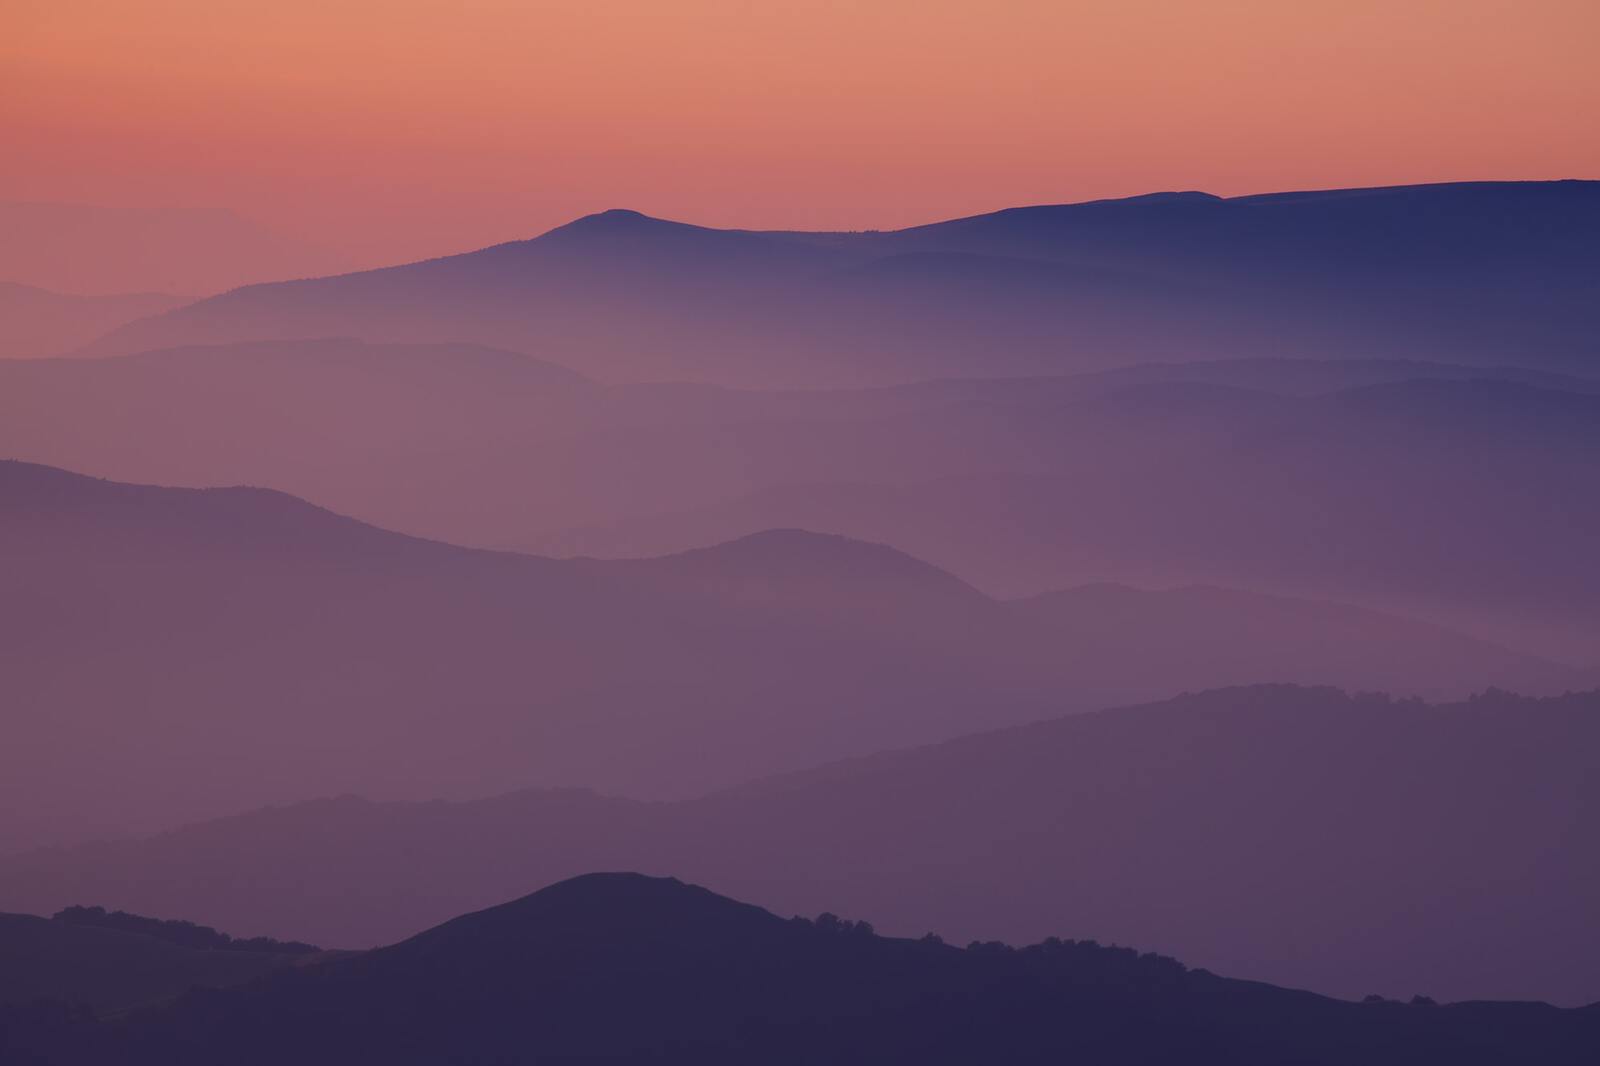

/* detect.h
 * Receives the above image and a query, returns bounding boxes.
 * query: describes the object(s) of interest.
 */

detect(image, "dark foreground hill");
[3,874,1596,1066]
[0,912,302,1015]
[6,686,1595,1005]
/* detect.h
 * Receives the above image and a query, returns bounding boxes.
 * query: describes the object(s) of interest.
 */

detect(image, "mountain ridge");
[7,345,1598,660]
[0,911,301,1015]
[5,684,1595,1005]
[74,180,1600,384]
[5,871,1597,1065]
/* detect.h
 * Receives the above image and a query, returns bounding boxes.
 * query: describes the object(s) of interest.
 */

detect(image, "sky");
[4,0,1598,266]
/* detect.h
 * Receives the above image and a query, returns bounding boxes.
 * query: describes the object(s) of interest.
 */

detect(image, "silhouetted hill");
[0,462,1572,851]
[632,527,970,586]
[530,207,842,275]
[52,907,316,955]
[0,458,448,565]
[4,343,1599,654]
[599,528,988,615]
[6,686,1594,1005]
[516,373,1600,657]
[0,911,299,1015]
[682,685,1600,1004]
[80,181,1600,384]
[3,874,1596,1065]
[0,282,181,359]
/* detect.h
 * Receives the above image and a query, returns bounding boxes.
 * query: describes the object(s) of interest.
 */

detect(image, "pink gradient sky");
[5,0,1597,269]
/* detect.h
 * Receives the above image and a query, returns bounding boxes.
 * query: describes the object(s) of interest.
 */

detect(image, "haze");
[2,2,1598,1060]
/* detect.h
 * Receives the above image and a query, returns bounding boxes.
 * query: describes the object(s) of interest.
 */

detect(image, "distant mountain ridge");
[77,181,1600,384]
[4,342,1599,657]
[0,282,182,359]
[5,684,1595,1005]
[0,461,1576,853]
[5,176,1596,1066]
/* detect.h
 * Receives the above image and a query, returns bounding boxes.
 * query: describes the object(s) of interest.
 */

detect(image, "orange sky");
[4,0,1598,266]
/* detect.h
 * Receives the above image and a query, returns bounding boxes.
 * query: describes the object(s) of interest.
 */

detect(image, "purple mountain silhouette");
[75,181,1600,385]
[0,282,182,359]
[0,461,1570,852]
[0,911,303,1014]
[7,872,1597,1065]
[3,341,1599,655]
[3,686,1595,1006]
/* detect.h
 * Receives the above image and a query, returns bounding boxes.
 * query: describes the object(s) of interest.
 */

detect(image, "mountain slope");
[0,461,1573,850]
[0,283,182,359]
[0,462,1038,844]
[522,374,1600,656]
[4,874,1596,1066]
[80,181,1600,384]
[5,686,1595,1005]
[4,343,1599,656]
[0,912,300,1014]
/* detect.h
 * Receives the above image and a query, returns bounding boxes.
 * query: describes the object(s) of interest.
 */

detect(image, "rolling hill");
[0,283,183,360]
[77,181,1600,385]
[5,686,1595,1005]
[0,911,302,1015]
[3,342,1599,657]
[4,874,1597,1066]
[0,462,1574,852]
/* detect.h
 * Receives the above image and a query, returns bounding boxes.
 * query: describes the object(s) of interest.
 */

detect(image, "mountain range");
[3,341,1599,658]
[2,178,1596,1056]
[3,874,1596,1066]
[4,684,1595,1005]
[0,283,183,360]
[73,181,1600,385]
[0,460,1576,852]
[0,911,303,1015]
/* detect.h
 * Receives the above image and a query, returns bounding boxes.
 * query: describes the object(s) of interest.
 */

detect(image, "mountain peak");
[395,873,784,959]
[564,207,661,229]
[1111,190,1223,205]
[588,208,652,222]
[542,207,692,238]
[468,871,698,918]
[648,528,981,595]
[522,207,815,266]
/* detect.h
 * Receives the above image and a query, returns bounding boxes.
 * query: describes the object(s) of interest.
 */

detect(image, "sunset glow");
[2,2,1599,1058]
[7,0,1597,268]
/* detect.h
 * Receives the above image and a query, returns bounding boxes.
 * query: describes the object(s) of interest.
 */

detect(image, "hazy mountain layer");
[0,462,1573,851]
[79,182,1600,385]
[0,283,182,359]
[5,686,1595,1005]
[2,342,1598,658]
